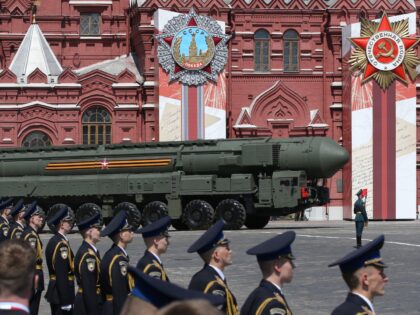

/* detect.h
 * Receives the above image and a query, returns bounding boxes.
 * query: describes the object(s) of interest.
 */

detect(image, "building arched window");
[22,131,52,148]
[283,29,299,72]
[254,29,270,72]
[82,106,112,145]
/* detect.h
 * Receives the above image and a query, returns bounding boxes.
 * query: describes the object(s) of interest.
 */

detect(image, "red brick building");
[0,0,419,217]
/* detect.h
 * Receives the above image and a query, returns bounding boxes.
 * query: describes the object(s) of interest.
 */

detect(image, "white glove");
[61,305,72,311]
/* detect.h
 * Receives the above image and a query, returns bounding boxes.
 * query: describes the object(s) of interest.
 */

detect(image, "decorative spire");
[31,0,40,24]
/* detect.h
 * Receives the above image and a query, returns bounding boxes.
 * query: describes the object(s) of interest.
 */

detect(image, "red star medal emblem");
[101,158,109,170]
[349,13,420,89]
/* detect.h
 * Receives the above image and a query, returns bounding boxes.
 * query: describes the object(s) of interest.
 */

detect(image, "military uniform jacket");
[0,216,10,242]
[0,310,28,315]
[136,251,169,282]
[240,280,292,315]
[354,199,368,222]
[331,293,374,315]
[188,264,238,315]
[74,241,102,315]
[100,244,132,315]
[22,226,45,291]
[7,222,24,240]
[45,233,75,306]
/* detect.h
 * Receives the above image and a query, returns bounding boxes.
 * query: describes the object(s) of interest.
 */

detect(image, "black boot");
[356,236,362,248]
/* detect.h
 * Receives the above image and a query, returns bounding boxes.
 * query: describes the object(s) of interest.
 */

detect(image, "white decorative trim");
[142,103,156,109]
[0,83,81,88]
[80,36,102,39]
[233,124,257,129]
[301,32,321,35]
[143,81,157,87]
[242,69,254,72]
[242,53,254,56]
[115,104,139,109]
[271,32,283,35]
[112,83,140,88]
[330,103,343,109]
[331,82,343,87]
[122,138,132,141]
[234,31,254,35]
[2,138,12,142]
[271,53,283,56]
[0,101,78,109]
[267,118,293,122]
[63,137,75,142]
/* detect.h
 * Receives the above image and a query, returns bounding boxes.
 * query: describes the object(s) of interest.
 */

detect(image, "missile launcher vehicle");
[0,136,349,230]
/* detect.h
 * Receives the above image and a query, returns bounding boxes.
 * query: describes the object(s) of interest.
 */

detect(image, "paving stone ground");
[37,220,420,315]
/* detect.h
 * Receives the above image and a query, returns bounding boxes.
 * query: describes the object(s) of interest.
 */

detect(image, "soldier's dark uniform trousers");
[7,199,25,240]
[0,198,13,243]
[99,211,134,315]
[21,202,44,315]
[136,216,172,281]
[45,207,75,315]
[74,212,103,315]
[241,231,296,315]
[188,220,238,315]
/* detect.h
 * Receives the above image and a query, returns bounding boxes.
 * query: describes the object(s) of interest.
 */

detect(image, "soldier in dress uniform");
[187,220,238,315]
[7,199,26,240]
[329,235,389,315]
[0,198,13,243]
[45,206,75,315]
[354,190,368,248]
[120,265,224,315]
[136,216,171,281]
[99,211,134,315]
[74,210,103,315]
[21,202,45,315]
[240,231,296,315]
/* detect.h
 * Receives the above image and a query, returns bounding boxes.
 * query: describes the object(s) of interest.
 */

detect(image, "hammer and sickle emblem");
[375,39,395,59]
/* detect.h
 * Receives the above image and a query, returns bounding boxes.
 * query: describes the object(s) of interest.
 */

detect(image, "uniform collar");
[17,221,25,229]
[58,231,69,242]
[0,302,30,313]
[148,250,162,264]
[267,280,284,295]
[86,241,98,253]
[1,216,9,224]
[351,292,375,313]
[118,245,128,257]
[209,264,225,281]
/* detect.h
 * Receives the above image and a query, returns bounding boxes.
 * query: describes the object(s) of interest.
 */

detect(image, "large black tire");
[114,202,142,229]
[142,201,169,226]
[244,214,270,229]
[47,203,74,232]
[215,199,246,230]
[182,200,214,230]
[76,203,103,228]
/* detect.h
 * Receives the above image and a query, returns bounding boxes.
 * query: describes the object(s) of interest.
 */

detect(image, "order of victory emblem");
[156,9,230,86]
[349,13,420,89]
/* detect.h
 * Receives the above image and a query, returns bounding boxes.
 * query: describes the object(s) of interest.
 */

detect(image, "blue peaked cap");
[0,198,14,212]
[128,266,224,308]
[77,212,101,231]
[247,231,296,261]
[329,235,387,274]
[10,199,25,217]
[187,220,227,254]
[22,201,41,220]
[100,211,132,238]
[136,216,171,238]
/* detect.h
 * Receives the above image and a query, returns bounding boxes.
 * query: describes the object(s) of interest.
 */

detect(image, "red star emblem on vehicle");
[101,158,109,170]
[349,13,420,89]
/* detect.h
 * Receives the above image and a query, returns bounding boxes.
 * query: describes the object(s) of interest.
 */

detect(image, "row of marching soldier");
[0,197,388,315]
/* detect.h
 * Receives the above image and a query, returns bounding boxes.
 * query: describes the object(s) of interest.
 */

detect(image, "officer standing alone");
[21,202,45,315]
[45,206,75,315]
[99,211,134,315]
[74,209,103,315]
[136,216,171,281]
[354,189,368,248]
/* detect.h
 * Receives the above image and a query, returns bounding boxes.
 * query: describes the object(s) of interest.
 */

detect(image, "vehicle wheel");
[114,202,142,230]
[171,219,188,231]
[76,203,103,228]
[142,201,169,226]
[244,214,270,229]
[182,200,214,230]
[215,199,246,230]
[47,203,74,232]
